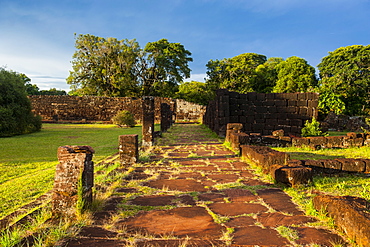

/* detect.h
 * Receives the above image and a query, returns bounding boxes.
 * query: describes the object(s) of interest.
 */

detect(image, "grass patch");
[0,124,143,219]
[273,146,370,160]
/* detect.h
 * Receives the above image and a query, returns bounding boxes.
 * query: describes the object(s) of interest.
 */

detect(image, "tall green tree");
[176,81,214,105]
[206,53,267,94]
[254,57,284,93]
[318,45,370,115]
[67,35,192,98]
[0,68,41,136]
[67,34,140,97]
[135,38,193,97]
[273,56,318,93]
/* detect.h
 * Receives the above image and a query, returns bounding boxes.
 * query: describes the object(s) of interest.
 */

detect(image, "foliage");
[0,67,42,137]
[67,34,192,98]
[317,84,346,115]
[318,45,370,115]
[273,56,318,93]
[141,38,193,97]
[254,57,284,93]
[205,53,267,94]
[301,117,325,137]
[111,110,136,127]
[176,81,214,105]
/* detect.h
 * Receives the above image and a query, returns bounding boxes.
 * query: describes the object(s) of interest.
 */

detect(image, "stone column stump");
[142,96,155,148]
[161,103,172,133]
[119,134,139,166]
[52,145,94,218]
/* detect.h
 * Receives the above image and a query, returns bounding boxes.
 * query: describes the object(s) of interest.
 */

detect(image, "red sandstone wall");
[29,96,204,123]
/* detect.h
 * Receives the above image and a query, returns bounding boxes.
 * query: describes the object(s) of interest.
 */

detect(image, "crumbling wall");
[29,96,203,123]
[203,89,318,137]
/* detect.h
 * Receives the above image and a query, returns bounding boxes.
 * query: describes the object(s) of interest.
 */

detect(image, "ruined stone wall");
[29,96,203,123]
[204,89,319,136]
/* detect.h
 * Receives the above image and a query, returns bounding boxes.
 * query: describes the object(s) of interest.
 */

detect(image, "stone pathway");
[60,124,347,247]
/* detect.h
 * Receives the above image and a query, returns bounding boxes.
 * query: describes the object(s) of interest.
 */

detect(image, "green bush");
[301,117,326,137]
[112,110,136,127]
[0,68,42,137]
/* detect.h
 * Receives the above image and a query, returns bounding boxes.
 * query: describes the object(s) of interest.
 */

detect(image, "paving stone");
[116,206,225,238]
[233,226,290,246]
[178,160,208,166]
[76,226,118,238]
[131,195,177,206]
[257,212,316,227]
[223,188,258,202]
[134,240,226,247]
[224,216,255,228]
[62,238,127,247]
[257,188,304,215]
[198,192,225,202]
[207,173,240,183]
[208,202,268,216]
[294,227,347,246]
[145,178,208,192]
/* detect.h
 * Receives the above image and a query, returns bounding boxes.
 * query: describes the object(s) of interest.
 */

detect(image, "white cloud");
[184,73,207,83]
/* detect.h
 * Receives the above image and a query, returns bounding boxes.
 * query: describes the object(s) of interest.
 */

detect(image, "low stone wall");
[29,95,204,123]
[240,145,312,187]
[292,132,369,149]
[302,158,370,174]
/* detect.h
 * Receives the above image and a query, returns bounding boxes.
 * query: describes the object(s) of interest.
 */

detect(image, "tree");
[205,53,267,94]
[67,34,140,97]
[318,45,370,115]
[139,39,192,97]
[176,81,214,105]
[40,88,67,95]
[254,57,284,93]
[0,68,41,137]
[67,35,192,98]
[273,56,318,93]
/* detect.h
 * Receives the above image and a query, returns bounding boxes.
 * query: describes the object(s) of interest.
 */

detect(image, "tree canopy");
[273,56,318,93]
[318,45,370,115]
[205,53,267,94]
[0,68,41,137]
[67,34,192,98]
[176,81,214,105]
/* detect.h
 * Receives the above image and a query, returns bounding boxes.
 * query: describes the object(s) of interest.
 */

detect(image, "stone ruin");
[52,96,174,217]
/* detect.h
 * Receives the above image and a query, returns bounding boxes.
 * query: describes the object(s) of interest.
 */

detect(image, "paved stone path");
[61,124,347,247]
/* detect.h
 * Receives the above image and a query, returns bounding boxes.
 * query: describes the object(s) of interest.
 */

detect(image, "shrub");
[112,110,136,127]
[0,68,42,137]
[301,117,326,137]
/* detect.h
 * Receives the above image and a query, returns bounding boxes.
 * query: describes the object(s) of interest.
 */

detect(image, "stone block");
[325,136,344,148]
[323,159,342,172]
[52,145,94,218]
[335,158,365,173]
[313,195,370,247]
[306,136,327,149]
[119,135,139,166]
[273,165,313,187]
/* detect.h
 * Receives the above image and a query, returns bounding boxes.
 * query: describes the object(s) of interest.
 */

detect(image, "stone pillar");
[226,123,243,143]
[161,103,172,133]
[119,134,139,166]
[142,96,155,148]
[52,145,94,218]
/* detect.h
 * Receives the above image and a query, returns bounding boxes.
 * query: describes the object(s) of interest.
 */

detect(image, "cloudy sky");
[1,0,369,92]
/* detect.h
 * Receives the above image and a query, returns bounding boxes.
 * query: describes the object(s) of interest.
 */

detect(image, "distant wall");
[203,89,319,136]
[29,95,205,123]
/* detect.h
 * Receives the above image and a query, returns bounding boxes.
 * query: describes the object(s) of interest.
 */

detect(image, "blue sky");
[1,0,369,92]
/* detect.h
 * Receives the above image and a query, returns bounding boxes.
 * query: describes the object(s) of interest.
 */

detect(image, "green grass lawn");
[0,123,143,218]
[273,146,370,160]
